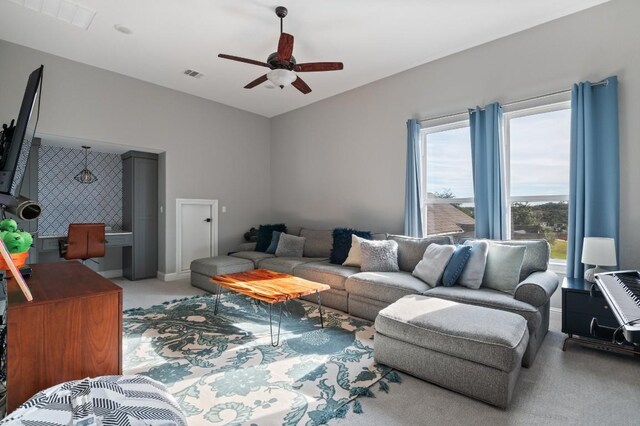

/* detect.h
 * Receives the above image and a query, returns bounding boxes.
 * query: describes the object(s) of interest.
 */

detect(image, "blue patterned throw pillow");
[255,224,287,252]
[441,245,472,287]
[330,228,372,264]
[265,231,282,254]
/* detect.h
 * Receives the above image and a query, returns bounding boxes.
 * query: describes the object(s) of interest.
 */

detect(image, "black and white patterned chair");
[0,375,186,425]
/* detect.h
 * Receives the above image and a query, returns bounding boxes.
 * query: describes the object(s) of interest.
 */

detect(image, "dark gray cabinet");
[122,151,158,280]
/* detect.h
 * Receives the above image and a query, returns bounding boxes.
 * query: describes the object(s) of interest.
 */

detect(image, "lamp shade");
[267,69,296,89]
[581,237,616,266]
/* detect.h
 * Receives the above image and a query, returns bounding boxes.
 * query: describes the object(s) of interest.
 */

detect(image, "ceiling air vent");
[183,69,204,79]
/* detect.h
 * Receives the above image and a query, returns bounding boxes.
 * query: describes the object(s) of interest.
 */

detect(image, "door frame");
[176,198,219,274]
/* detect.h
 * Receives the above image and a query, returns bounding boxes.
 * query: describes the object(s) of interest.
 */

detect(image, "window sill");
[548,260,566,275]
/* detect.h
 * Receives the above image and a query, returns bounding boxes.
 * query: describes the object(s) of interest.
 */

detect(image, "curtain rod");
[419,79,608,123]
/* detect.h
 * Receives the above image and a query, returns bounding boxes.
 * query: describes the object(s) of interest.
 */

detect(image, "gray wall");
[0,40,271,275]
[38,145,123,236]
[271,0,640,275]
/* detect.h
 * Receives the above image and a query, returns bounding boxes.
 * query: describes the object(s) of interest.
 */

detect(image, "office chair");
[58,223,106,262]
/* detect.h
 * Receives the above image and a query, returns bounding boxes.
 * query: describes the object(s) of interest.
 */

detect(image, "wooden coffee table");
[210,269,330,345]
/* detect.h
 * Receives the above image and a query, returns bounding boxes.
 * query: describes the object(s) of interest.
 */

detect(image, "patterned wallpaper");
[38,145,123,236]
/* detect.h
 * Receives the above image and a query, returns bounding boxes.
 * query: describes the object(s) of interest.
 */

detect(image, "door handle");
[204,218,212,223]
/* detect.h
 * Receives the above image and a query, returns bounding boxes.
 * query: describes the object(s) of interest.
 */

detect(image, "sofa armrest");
[513,270,559,308]
[237,242,257,252]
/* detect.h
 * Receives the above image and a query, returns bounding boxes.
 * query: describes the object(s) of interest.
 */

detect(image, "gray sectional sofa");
[191,227,558,368]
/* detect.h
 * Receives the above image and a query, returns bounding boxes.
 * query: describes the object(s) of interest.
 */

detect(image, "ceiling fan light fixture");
[267,69,296,89]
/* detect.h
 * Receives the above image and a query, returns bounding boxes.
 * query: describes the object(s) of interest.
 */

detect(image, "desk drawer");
[106,234,132,247]
[40,238,60,251]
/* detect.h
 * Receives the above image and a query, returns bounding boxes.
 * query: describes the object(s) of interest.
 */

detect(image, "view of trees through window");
[423,103,570,260]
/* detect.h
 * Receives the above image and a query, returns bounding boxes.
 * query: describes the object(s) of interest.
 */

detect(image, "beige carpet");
[118,277,640,425]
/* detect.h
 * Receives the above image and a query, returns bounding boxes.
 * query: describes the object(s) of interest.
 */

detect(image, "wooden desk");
[6,262,122,412]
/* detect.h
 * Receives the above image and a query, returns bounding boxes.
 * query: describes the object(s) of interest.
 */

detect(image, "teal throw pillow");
[441,245,472,287]
[265,231,282,254]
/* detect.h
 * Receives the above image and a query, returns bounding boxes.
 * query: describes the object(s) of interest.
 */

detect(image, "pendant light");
[74,145,98,184]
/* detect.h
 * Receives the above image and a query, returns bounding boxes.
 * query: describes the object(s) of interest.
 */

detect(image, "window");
[421,120,475,240]
[420,100,571,261]
[505,102,571,261]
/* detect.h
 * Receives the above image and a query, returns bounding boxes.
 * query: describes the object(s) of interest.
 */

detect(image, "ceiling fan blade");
[244,74,268,89]
[277,33,294,62]
[294,62,344,72]
[218,54,272,68]
[291,76,312,94]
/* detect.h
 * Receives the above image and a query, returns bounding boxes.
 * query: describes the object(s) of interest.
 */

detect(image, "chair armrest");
[237,242,257,251]
[513,270,559,308]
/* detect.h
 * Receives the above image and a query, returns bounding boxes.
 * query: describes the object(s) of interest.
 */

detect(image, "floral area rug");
[123,294,400,425]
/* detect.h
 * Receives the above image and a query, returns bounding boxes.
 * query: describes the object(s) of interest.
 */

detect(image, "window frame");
[503,100,571,263]
[420,118,473,237]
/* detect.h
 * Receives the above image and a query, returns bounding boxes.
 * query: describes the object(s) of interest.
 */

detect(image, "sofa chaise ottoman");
[190,255,254,293]
[374,295,529,408]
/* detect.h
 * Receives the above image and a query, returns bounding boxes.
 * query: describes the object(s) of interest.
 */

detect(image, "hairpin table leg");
[317,291,324,328]
[269,302,284,346]
[213,284,222,315]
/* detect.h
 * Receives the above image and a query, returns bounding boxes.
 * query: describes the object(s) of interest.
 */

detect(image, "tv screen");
[0,65,43,196]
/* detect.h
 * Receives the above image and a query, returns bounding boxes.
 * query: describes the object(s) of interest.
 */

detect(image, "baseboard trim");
[157,271,191,282]
[99,269,123,279]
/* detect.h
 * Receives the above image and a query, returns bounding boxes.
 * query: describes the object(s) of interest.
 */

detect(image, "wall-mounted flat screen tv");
[0,65,43,197]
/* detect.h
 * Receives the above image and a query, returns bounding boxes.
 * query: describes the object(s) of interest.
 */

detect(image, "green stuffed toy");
[0,219,18,233]
[0,219,33,253]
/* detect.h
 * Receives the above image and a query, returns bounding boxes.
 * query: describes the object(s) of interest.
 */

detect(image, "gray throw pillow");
[412,244,457,287]
[457,240,489,289]
[387,234,452,272]
[275,233,306,257]
[482,244,526,294]
[360,240,399,272]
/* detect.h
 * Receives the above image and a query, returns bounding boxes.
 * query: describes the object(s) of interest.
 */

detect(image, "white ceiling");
[0,0,609,118]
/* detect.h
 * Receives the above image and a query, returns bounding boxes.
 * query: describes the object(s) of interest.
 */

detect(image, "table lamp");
[581,237,617,283]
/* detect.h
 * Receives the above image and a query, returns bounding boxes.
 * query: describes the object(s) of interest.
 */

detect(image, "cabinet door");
[133,157,158,279]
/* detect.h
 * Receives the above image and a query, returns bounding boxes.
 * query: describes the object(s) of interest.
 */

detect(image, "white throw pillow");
[343,234,367,267]
[412,244,456,287]
[457,240,489,289]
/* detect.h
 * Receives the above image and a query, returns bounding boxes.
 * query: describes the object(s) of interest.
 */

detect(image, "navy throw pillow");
[255,224,287,252]
[330,228,372,265]
[442,245,472,287]
[265,231,282,254]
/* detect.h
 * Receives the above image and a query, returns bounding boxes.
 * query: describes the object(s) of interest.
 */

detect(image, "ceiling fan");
[218,6,343,94]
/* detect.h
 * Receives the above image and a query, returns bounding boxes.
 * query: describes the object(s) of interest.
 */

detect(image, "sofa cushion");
[360,240,399,272]
[412,244,456,287]
[425,286,542,333]
[482,244,526,294]
[375,295,528,372]
[346,271,430,304]
[230,251,275,267]
[490,240,550,282]
[330,228,372,265]
[458,240,489,289]
[275,233,306,257]
[299,229,333,258]
[257,256,322,274]
[387,235,452,272]
[255,224,286,252]
[294,260,360,291]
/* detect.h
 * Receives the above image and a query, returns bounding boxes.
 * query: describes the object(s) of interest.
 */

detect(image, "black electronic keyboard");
[594,270,640,345]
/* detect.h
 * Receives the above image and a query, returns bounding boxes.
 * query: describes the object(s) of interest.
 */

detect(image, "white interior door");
[177,199,218,273]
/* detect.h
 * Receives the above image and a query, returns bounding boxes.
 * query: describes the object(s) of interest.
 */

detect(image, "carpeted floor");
[119,278,640,426]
